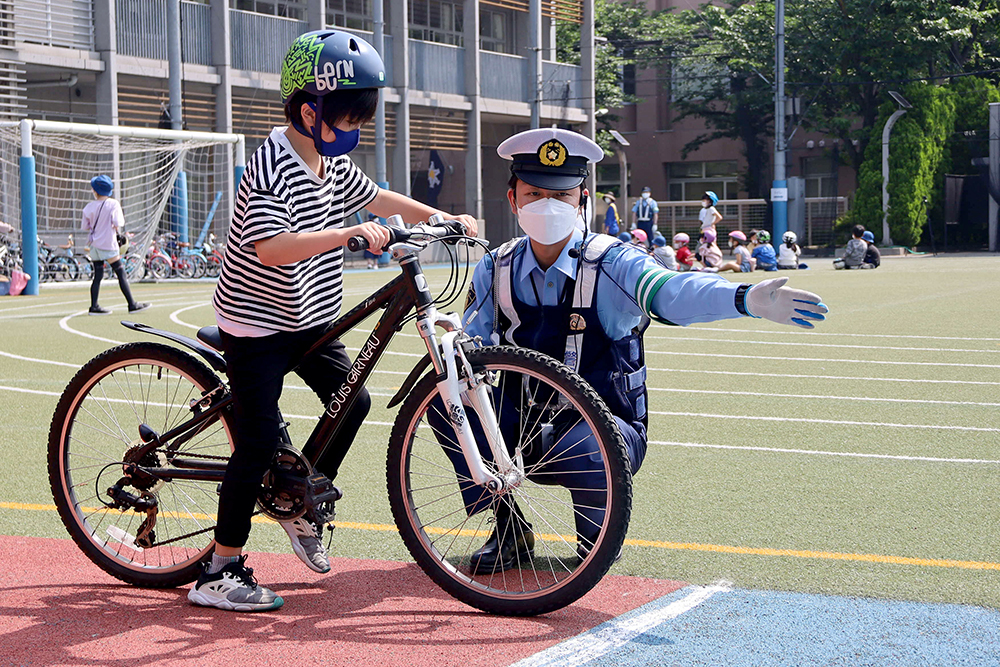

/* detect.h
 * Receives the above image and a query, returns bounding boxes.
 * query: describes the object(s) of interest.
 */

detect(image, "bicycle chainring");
[257,445,313,521]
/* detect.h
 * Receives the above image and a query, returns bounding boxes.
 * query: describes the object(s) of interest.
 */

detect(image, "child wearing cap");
[81,175,149,316]
[717,230,753,273]
[751,230,778,271]
[650,234,677,270]
[630,228,648,248]
[699,191,722,233]
[602,193,620,237]
[695,228,723,271]
[862,230,880,268]
[673,232,694,270]
[195,30,478,613]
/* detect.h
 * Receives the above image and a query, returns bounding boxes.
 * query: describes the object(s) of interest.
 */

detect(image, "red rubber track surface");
[0,536,684,667]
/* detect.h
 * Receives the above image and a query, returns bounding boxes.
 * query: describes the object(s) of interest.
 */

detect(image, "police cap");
[497,128,604,191]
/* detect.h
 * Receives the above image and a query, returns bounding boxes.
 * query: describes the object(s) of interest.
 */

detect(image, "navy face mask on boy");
[292,99,360,157]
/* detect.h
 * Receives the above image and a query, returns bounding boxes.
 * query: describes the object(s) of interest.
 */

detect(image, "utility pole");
[373,0,388,191]
[771,0,788,242]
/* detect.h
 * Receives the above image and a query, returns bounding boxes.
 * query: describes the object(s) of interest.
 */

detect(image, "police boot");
[469,501,534,575]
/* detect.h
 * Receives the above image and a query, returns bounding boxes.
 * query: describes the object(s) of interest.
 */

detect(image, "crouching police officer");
[450,128,828,573]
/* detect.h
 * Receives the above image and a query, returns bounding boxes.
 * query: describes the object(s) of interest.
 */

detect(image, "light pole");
[609,128,630,213]
[882,90,912,246]
[771,0,788,243]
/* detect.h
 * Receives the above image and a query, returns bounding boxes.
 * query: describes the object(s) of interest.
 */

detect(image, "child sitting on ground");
[695,228,723,271]
[778,231,806,270]
[717,230,753,273]
[630,228,648,248]
[673,233,694,271]
[862,230,880,269]
[751,230,778,271]
[834,224,868,269]
[650,233,677,270]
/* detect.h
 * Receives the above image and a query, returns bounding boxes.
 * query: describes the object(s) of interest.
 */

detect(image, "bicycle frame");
[126,245,512,493]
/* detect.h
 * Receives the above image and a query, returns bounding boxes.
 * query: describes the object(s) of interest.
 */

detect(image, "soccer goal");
[0,119,245,294]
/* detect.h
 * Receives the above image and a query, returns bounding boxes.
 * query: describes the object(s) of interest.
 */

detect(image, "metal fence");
[230,9,307,73]
[481,52,528,102]
[541,61,582,109]
[116,0,211,65]
[655,197,849,246]
[14,0,93,51]
[409,40,464,96]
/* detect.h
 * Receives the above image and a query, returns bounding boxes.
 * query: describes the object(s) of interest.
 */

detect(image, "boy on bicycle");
[454,128,827,572]
[189,30,476,612]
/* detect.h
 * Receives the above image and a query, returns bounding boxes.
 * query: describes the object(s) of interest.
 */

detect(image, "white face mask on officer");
[516,197,579,245]
[641,192,651,200]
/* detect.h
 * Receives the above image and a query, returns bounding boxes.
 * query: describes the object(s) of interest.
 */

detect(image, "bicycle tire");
[188,254,208,279]
[174,257,196,280]
[48,342,234,587]
[148,256,171,280]
[387,345,632,616]
[124,254,145,282]
[205,255,222,278]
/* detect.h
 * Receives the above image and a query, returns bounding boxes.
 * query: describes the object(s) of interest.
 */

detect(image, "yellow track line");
[6,500,998,572]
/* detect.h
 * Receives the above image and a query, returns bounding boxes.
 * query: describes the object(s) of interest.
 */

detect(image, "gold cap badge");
[538,140,568,167]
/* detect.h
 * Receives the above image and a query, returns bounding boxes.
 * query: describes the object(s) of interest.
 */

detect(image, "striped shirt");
[213,126,379,334]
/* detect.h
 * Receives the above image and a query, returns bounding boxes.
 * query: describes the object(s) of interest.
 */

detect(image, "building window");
[802,156,838,198]
[230,1,306,19]
[596,163,627,198]
[326,0,372,31]
[480,8,513,54]
[410,0,464,46]
[666,160,738,201]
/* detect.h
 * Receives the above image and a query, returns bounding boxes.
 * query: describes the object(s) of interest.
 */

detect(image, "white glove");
[746,277,828,328]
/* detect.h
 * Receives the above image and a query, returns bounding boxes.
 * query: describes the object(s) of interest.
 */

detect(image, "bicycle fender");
[387,352,433,409]
[120,320,228,374]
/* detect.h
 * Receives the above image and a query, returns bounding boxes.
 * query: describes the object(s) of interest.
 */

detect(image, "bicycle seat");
[197,326,223,351]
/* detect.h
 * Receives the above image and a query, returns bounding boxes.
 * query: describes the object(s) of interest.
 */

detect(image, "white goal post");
[0,119,245,295]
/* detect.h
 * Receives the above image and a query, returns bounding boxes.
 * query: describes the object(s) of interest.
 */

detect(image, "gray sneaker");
[281,517,331,573]
[187,555,283,612]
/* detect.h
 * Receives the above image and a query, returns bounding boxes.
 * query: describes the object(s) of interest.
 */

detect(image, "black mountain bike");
[47,220,632,616]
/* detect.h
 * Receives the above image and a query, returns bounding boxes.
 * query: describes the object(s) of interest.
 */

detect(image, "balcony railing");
[480,51,527,103]
[230,9,307,74]
[14,0,93,51]
[409,39,463,96]
[116,0,211,65]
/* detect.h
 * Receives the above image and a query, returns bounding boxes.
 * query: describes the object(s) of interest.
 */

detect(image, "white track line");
[59,311,123,344]
[645,349,1000,369]
[648,326,1000,343]
[650,440,1000,465]
[647,367,1000,386]
[648,387,1000,408]
[510,583,731,667]
[648,411,1000,432]
[0,349,78,368]
[643,335,999,354]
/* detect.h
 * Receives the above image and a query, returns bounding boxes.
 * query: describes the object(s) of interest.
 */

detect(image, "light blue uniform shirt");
[463,230,746,342]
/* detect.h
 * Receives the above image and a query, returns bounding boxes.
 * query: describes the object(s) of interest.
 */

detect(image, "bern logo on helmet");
[281,34,324,100]
[316,59,357,91]
[539,140,568,167]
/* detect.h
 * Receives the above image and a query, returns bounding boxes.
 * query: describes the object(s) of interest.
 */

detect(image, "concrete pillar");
[307,0,326,30]
[464,0,482,221]
[94,0,119,126]
[391,0,411,195]
[211,0,235,215]
[528,0,542,128]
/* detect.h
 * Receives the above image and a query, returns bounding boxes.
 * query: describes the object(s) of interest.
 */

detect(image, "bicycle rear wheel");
[48,343,234,587]
[387,346,632,616]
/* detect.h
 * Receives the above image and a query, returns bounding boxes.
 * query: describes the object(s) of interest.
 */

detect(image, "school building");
[1,0,596,246]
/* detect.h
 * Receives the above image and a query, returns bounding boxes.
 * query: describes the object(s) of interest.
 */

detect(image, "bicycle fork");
[414,308,521,494]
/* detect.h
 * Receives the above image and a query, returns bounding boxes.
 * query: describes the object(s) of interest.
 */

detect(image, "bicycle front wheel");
[387,346,632,616]
[48,343,234,587]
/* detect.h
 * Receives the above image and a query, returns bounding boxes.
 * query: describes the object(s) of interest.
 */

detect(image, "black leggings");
[215,323,371,548]
[90,258,135,309]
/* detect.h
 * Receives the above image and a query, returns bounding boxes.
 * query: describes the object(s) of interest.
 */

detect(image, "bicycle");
[48,219,632,616]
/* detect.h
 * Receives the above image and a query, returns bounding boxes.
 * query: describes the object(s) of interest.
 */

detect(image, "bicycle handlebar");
[347,220,466,253]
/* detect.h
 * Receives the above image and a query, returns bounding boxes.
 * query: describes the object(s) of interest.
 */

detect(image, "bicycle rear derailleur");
[258,445,342,527]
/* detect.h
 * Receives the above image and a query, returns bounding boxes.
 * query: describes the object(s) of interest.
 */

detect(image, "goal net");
[0,121,243,263]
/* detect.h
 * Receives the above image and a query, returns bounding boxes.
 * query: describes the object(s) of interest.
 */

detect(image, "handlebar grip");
[347,235,369,252]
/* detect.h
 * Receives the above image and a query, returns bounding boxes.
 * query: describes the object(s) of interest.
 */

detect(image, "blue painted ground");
[517,585,1000,667]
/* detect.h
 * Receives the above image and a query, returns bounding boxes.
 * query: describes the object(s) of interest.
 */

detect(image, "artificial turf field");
[1,251,998,622]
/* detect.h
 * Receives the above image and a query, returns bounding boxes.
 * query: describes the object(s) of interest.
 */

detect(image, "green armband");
[635,267,678,325]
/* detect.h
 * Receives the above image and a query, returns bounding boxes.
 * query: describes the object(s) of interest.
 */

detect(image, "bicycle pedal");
[304,473,342,507]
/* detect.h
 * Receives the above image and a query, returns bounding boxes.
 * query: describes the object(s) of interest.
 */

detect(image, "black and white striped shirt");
[213,126,379,334]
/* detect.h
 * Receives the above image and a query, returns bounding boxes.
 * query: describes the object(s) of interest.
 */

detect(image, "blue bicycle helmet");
[703,191,719,206]
[280,30,387,156]
[618,232,631,243]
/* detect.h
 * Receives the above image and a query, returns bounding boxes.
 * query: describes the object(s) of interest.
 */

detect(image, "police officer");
[632,185,659,245]
[456,128,828,573]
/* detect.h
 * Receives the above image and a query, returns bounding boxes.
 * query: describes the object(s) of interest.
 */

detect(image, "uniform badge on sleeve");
[569,313,586,331]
